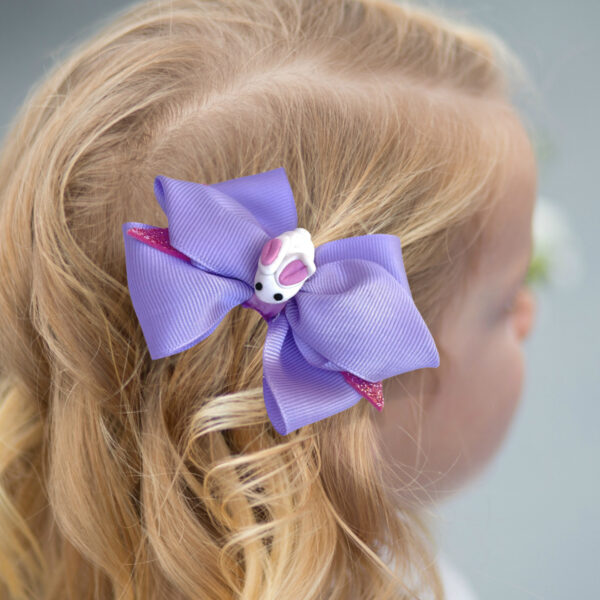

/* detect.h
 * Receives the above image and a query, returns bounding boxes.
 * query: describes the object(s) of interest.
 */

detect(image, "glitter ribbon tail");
[341,371,384,411]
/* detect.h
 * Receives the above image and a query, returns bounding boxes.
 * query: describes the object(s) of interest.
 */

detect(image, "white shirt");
[380,541,478,599]
[437,551,478,600]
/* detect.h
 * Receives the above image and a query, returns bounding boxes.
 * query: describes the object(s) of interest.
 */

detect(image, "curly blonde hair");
[0,0,533,598]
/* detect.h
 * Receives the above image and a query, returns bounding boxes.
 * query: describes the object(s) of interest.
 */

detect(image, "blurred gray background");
[1,1,598,598]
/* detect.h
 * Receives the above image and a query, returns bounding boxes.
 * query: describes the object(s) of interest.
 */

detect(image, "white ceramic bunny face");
[254,227,317,304]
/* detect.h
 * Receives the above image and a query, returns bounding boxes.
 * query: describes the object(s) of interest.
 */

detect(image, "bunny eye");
[255,282,263,290]
[273,293,283,301]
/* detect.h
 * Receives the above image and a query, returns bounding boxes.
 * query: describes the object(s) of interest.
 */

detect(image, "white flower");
[529,196,584,289]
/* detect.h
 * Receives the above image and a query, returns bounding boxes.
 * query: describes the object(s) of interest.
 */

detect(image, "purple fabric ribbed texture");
[122,167,440,435]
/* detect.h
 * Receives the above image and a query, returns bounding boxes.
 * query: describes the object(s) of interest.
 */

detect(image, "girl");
[0,0,538,598]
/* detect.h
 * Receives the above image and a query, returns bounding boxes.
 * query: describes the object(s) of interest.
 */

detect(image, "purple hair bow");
[122,167,439,435]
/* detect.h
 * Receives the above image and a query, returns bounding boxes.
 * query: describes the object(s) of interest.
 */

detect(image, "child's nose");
[514,286,537,340]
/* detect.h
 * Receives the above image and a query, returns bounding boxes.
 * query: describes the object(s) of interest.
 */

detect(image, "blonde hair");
[0,0,534,598]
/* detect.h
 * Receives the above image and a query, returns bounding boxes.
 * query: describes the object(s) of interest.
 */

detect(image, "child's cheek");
[427,325,526,495]
[376,302,528,504]
[465,324,526,477]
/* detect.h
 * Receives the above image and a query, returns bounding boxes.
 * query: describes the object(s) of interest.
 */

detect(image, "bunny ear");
[260,238,283,266]
[278,259,309,286]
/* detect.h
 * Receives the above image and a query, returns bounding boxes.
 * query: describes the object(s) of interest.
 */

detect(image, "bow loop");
[285,235,439,382]
[307,233,411,292]
[262,313,362,435]
[122,222,252,359]
[153,167,298,285]
[122,168,440,435]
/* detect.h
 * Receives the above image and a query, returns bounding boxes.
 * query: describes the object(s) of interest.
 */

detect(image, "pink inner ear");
[278,259,308,285]
[260,238,282,265]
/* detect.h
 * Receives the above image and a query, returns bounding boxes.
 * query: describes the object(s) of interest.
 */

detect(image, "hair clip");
[122,167,439,435]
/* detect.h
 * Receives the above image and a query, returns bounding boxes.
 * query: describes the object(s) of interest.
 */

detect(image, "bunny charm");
[241,228,316,321]
[255,228,316,303]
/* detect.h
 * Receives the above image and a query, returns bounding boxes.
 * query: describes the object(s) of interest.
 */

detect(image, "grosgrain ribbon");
[122,167,439,435]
